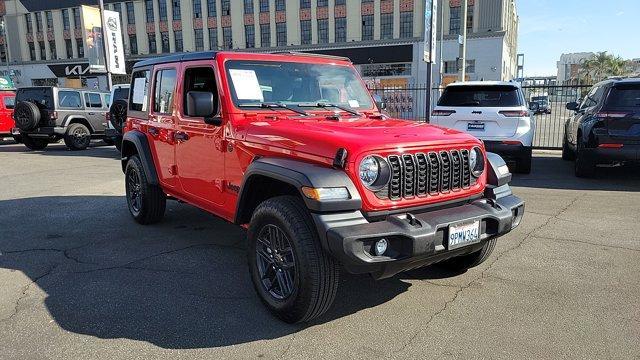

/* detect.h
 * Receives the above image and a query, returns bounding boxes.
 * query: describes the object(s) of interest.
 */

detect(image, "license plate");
[467,122,485,131]
[448,221,480,250]
[11,128,20,135]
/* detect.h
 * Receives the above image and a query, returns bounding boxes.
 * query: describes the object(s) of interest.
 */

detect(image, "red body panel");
[0,91,16,135]
[124,52,486,223]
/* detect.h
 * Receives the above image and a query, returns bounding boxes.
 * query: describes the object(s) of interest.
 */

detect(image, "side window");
[182,66,218,117]
[153,69,177,114]
[84,93,103,108]
[104,94,111,107]
[580,86,599,109]
[129,70,150,112]
[3,96,15,109]
[58,91,82,108]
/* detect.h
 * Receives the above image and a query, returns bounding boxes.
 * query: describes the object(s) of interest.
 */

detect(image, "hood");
[242,114,483,160]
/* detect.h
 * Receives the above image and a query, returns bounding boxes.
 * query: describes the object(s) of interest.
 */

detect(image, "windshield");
[225,60,374,110]
[438,86,524,107]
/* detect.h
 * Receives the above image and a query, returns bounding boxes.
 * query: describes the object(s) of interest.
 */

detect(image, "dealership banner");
[103,10,126,75]
[81,5,107,73]
[423,0,438,63]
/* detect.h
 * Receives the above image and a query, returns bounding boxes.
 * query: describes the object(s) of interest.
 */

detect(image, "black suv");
[563,78,640,177]
[13,86,110,150]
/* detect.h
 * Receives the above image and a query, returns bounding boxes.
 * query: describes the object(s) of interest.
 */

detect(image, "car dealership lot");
[0,142,638,359]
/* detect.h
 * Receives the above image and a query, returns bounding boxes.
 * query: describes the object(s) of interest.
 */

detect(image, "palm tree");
[579,52,631,83]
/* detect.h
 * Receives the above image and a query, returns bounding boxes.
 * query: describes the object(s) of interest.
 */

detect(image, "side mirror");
[372,94,386,111]
[528,102,540,112]
[566,102,579,111]
[186,91,216,118]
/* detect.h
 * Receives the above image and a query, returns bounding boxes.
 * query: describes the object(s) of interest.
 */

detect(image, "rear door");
[0,93,15,133]
[603,83,640,143]
[432,85,525,139]
[83,92,107,132]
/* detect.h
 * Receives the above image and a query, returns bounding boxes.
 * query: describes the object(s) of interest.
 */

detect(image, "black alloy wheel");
[64,123,91,150]
[255,224,297,300]
[126,165,143,215]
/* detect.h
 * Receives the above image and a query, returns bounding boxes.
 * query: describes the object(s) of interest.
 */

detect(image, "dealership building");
[0,0,518,91]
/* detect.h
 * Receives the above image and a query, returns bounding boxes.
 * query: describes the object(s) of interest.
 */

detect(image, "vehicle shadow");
[0,195,411,349]
[511,154,640,192]
[0,142,119,159]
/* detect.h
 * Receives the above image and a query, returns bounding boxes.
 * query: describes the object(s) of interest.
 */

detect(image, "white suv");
[431,81,536,174]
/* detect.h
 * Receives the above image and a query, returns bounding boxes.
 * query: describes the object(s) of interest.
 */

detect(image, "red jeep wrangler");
[120,51,524,323]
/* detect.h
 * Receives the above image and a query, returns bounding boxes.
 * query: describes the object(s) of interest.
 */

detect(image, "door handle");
[174,131,189,142]
[88,112,95,115]
[148,126,159,137]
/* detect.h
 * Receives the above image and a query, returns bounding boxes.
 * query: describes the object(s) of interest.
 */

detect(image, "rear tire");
[575,137,596,178]
[64,123,91,150]
[248,196,339,323]
[438,238,497,271]
[22,135,48,150]
[125,155,166,224]
[515,148,532,174]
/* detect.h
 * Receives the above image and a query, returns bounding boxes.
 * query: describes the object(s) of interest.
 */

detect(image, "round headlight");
[359,156,379,187]
[469,147,485,177]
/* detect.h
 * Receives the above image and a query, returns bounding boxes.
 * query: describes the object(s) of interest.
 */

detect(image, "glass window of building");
[380,13,393,39]
[275,0,285,11]
[62,9,70,30]
[207,0,216,17]
[259,0,269,12]
[193,0,202,18]
[317,0,328,6]
[25,14,33,33]
[244,0,253,14]
[335,0,345,4]
[260,24,270,47]
[172,0,181,20]
[39,41,45,59]
[362,14,374,41]
[276,22,286,46]
[300,0,311,9]
[223,26,232,49]
[65,39,72,58]
[208,27,218,49]
[49,40,56,59]
[76,37,84,57]
[145,0,154,22]
[221,0,231,15]
[73,8,81,29]
[35,12,42,32]
[126,2,135,24]
[174,30,183,51]
[335,17,346,42]
[194,28,204,50]
[300,20,311,44]
[400,11,413,38]
[159,0,167,21]
[449,5,473,35]
[129,34,138,54]
[317,19,328,44]
[45,11,53,29]
[28,42,35,61]
[161,31,170,52]
[148,33,157,53]
[245,25,255,48]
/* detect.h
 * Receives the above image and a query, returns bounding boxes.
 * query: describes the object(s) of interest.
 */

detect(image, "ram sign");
[103,10,126,75]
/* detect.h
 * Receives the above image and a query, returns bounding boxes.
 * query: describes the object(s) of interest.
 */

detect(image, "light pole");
[458,0,468,82]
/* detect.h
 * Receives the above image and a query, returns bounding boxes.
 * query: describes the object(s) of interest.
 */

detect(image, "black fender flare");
[63,116,94,132]
[234,157,362,224]
[120,130,159,185]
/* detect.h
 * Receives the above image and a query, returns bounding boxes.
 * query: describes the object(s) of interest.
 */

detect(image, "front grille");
[376,149,475,201]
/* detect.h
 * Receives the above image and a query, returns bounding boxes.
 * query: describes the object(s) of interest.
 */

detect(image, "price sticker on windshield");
[229,69,264,102]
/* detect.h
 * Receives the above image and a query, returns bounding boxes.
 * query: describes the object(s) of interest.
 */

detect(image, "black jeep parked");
[563,78,640,177]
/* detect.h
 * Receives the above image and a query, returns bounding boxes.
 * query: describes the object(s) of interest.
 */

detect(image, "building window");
[65,39,72,58]
[317,0,328,6]
[276,22,286,46]
[362,14,373,41]
[245,25,255,48]
[25,14,33,33]
[400,12,413,38]
[145,0,154,22]
[161,31,170,52]
[444,60,457,74]
[380,13,393,39]
[28,42,35,61]
[300,20,311,44]
[317,19,328,44]
[208,27,217,49]
[159,0,167,21]
[49,40,56,59]
[449,5,473,35]
[260,24,270,47]
[129,34,138,54]
[76,38,84,57]
[113,3,122,25]
[194,28,204,50]
[62,9,70,30]
[275,0,285,11]
[244,0,253,14]
[174,30,183,51]
[193,0,202,18]
[335,17,346,42]
[221,0,231,16]
[259,0,269,12]
[466,59,475,73]
[73,8,81,30]
[39,41,46,59]
[0,46,6,63]
[126,2,135,24]
[172,0,181,20]
[45,11,53,29]
[300,0,311,9]
[335,0,345,4]
[207,0,216,17]
[362,0,374,2]
[222,26,232,49]
[35,12,43,32]
[148,33,157,53]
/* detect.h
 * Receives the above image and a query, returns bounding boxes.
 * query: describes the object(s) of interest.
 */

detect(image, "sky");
[517,0,640,77]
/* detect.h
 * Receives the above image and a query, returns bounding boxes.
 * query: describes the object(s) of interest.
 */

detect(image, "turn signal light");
[499,110,529,117]
[301,187,350,201]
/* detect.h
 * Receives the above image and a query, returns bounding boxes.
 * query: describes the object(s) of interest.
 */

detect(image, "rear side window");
[129,70,150,112]
[438,86,523,107]
[113,87,130,101]
[605,85,640,109]
[58,91,82,108]
[153,69,177,114]
[4,96,15,109]
[84,93,103,108]
[16,88,54,109]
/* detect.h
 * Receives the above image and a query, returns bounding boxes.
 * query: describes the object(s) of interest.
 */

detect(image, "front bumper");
[312,191,524,279]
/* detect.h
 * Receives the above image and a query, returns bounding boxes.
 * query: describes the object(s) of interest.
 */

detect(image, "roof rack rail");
[271,51,350,62]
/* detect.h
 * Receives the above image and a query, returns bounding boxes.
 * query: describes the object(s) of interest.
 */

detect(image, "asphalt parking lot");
[0,141,639,359]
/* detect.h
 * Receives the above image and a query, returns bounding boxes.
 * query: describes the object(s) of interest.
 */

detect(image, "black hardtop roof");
[133,51,217,69]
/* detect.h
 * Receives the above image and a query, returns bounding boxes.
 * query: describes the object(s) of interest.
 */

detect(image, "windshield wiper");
[297,102,361,116]
[238,102,308,116]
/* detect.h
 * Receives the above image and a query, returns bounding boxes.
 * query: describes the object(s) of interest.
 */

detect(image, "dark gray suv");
[13,86,110,150]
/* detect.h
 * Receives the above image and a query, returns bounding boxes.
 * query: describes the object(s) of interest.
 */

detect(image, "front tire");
[22,135,48,150]
[515,148,532,174]
[64,123,91,150]
[438,238,497,271]
[562,135,575,161]
[248,196,339,323]
[125,155,166,224]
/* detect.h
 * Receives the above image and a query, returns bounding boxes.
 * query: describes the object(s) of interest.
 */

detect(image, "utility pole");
[98,0,113,90]
[458,0,468,82]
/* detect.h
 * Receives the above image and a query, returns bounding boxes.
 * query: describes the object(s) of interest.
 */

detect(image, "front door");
[149,65,179,188]
[175,64,226,207]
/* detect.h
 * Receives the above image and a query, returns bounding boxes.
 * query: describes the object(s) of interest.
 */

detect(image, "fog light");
[374,239,388,256]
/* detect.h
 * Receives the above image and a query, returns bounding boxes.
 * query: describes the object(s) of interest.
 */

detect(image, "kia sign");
[423,0,438,63]
[103,10,126,75]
